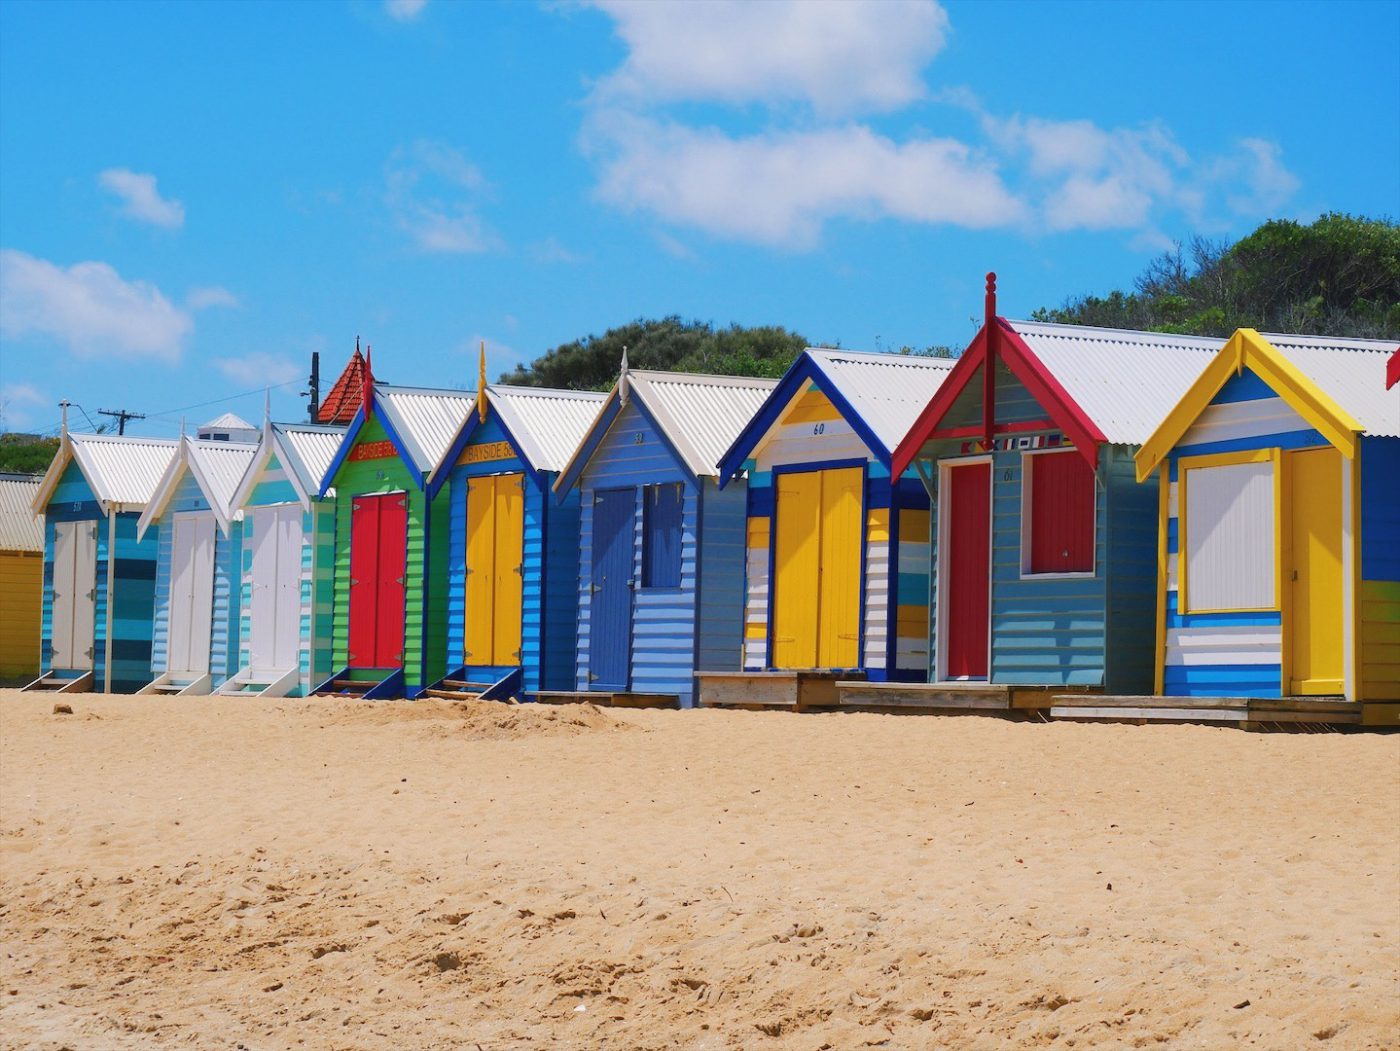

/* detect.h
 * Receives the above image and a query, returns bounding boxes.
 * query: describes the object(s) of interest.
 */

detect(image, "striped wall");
[1359,436,1400,701]
[696,478,747,674]
[0,550,42,680]
[738,384,929,681]
[41,462,159,692]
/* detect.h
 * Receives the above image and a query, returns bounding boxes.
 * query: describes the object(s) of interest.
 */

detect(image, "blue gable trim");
[428,403,541,499]
[556,390,699,501]
[716,354,891,487]
[317,401,423,496]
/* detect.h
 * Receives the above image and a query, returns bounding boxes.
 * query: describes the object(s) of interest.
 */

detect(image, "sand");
[1,693,1396,1050]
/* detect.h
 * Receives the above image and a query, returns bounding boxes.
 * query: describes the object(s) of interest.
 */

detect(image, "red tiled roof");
[318,346,366,425]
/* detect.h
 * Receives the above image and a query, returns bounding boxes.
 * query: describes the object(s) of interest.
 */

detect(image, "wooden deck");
[528,691,679,709]
[695,671,857,711]
[1049,694,1364,729]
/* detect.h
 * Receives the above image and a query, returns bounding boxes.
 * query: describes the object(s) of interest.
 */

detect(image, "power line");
[146,377,302,421]
[98,408,147,435]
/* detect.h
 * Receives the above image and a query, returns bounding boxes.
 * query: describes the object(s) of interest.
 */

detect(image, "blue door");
[590,487,635,691]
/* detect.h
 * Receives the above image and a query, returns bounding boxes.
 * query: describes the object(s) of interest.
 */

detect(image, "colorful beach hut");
[28,425,178,693]
[0,473,44,683]
[225,418,345,697]
[703,348,954,707]
[1134,329,1399,722]
[888,278,1220,704]
[424,356,606,698]
[554,365,777,708]
[317,358,475,698]
[137,433,259,695]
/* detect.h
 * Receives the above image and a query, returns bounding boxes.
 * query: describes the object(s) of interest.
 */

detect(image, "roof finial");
[477,340,489,423]
[619,345,629,406]
[362,344,375,421]
[180,415,187,440]
[985,271,997,325]
[263,387,271,428]
[59,400,69,437]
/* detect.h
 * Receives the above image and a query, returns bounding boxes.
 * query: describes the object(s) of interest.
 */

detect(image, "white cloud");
[1224,137,1301,215]
[186,286,240,310]
[529,237,584,264]
[213,351,301,388]
[385,0,427,21]
[587,113,1027,249]
[385,140,498,254]
[0,249,191,362]
[97,168,185,229]
[590,0,947,116]
[0,381,47,433]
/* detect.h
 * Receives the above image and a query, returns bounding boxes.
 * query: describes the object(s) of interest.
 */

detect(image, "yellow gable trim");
[782,386,843,425]
[1135,330,1363,482]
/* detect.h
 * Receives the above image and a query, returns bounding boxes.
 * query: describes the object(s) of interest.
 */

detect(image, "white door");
[51,520,97,670]
[167,513,216,676]
[250,505,303,676]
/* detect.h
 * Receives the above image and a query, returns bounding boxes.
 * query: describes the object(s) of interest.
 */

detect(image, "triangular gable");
[426,397,536,499]
[716,353,894,486]
[318,346,366,425]
[231,421,314,514]
[138,438,241,539]
[890,319,1105,478]
[1134,329,1365,482]
[317,399,423,496]
[553,383,698,498]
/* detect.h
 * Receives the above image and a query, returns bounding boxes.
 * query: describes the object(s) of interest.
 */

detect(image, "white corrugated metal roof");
[186,439,259,517]
[377,384,477,475]
[68,433,179,508]
[201,412,255,431]
[275,423,346,494]
[488,386,608,473]
[0,474,43,552]
[1260,333,1399,438]
[626,370,779,478]
[806,348,956,453]
[1006,320,1222,444]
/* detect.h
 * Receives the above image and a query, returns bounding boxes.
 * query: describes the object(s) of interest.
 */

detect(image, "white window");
[1183,457,1275,612]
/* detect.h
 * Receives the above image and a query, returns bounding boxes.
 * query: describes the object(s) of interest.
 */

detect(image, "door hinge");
[396,576,406,585]
[588,671,598,682]
[590,583,600,594]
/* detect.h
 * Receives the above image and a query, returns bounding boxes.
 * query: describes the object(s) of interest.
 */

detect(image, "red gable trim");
[1388,348,1399,390]
[891,319,1107,477]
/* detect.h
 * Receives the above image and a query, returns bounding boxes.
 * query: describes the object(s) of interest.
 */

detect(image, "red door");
[349,492,408,668]
[945,463,990,679]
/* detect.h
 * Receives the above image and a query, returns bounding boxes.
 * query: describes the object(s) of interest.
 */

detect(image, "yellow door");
[492,473,524,665]
[773,471,822,668]
[1289,448,1344,695]
[817,467,863,667]
[464,477,496,665]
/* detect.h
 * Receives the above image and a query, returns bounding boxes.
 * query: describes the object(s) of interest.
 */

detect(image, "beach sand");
[1,692,1396,1049]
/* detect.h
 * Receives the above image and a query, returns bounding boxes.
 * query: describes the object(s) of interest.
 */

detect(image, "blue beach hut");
[424,356,606,699]
[27,422,177,693]
[225,418,346,697]
[554,364,777,708]
[136,431,259,695]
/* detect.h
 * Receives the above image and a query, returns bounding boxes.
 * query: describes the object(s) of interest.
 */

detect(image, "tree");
[0,434,59,475]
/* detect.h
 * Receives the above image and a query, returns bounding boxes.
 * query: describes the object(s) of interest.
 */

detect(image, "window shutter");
[1029,453,1094,573]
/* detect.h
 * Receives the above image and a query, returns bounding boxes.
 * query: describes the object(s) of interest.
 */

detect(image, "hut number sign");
[349,440,396,461]
[460,441,513,465]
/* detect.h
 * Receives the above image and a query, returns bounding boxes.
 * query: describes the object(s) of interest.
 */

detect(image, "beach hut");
[0,473,44,682]
[136,432,259,695]
[702,348,954,708]
[224,418,345,697]
[1133,329,1399,725]
[316,355,475,698]
[423,352,606,699]
[886,277,1220,709]
[27,423,178,693]
[554,365,777,708]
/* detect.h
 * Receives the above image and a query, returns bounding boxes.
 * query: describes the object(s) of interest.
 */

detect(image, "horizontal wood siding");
[696,478,747,675]
[0,551,42,679]
[108,513,159,693]
[309,505,337,693]
[542,477,581,692]
[1102,444,1157,694]
[1359,436,1400,701]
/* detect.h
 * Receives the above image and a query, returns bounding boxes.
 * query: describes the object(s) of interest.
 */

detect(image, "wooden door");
[168,513,215,676]
[250,506,303,675]
[1288,447,1344,694]
[944,462,990,679]
[589,488,635,690]
[348,493,408,669]
[464,474,525,667]
[51,520,97,670]
[817,467,863,668]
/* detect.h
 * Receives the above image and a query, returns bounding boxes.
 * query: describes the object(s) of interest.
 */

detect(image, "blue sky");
[1,0,1396,437]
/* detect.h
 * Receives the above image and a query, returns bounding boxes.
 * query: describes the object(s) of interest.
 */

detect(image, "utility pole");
[305,351,321,423]
[97,408,146,435]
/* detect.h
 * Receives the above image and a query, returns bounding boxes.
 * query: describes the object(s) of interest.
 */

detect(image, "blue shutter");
[642,483,683,588]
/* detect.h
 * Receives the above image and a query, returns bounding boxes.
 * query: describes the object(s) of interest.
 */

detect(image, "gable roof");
[0,473,43,552]
[317,346,366,425]
[318,382,477,494]
[32,432,179,515]
[229,421,347,513]
[555,370,778,495]
[201,412,254,430]
[1135,329,1399,481]
[138,436,260,537]
[718,348,955,483]
[891,319,1222,476]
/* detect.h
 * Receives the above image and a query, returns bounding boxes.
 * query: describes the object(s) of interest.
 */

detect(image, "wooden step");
[424,689,482,701]
[836,681,1011,711]
[697,670,858,711]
